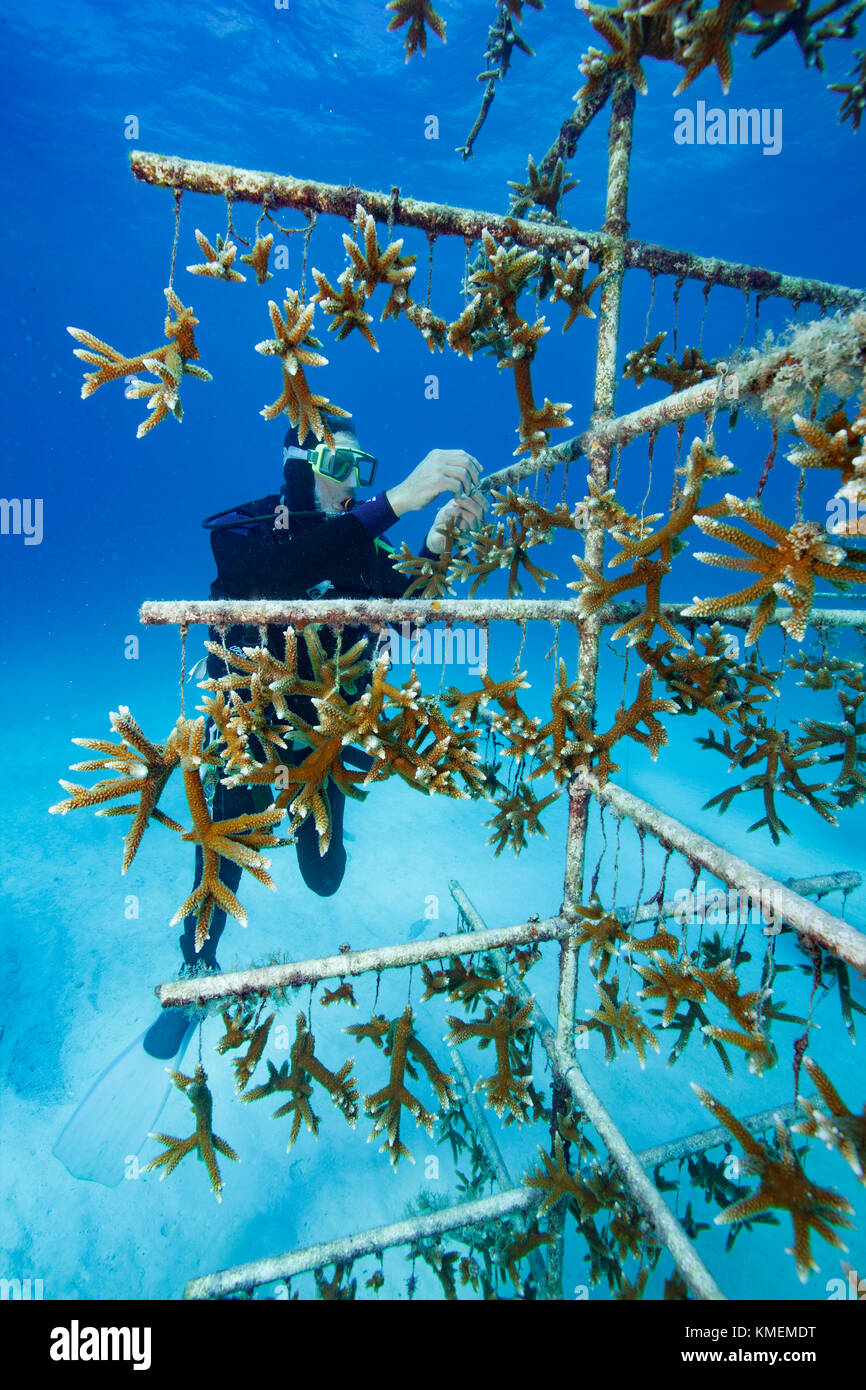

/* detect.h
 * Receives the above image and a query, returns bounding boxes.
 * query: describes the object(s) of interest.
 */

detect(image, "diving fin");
[53,1016,196,1188]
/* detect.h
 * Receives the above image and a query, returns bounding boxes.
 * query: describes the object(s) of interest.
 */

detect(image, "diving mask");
[284,442,378,489]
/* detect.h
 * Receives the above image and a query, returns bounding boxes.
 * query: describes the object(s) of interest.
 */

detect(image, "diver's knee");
[297,849,347,897]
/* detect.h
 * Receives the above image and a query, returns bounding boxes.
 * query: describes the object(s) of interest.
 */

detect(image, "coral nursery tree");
[53,1,866,1300]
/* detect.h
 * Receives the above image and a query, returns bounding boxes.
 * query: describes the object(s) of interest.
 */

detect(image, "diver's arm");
[423,492,486,555]
[351,491,399,537]
[386,448,480,518]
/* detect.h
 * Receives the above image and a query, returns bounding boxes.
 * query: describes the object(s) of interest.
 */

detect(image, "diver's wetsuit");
[178,446,418,972]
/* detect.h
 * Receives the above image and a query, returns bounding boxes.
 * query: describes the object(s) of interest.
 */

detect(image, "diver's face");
[313,430,358,515]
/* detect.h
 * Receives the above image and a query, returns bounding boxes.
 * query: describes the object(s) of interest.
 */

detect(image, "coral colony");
[53,0,866,1300]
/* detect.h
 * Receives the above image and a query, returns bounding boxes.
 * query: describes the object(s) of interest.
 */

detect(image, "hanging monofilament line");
[168,188,183,289]
[668,421,687,511]
[424,231,436,309]
[611,816,622,907]
[629,826,647,933]
[755,420,779,500]
[736,288,752,352]
[645,270,657,342]
[640,429,657,522]
[698,280,711,351]
[179,622,188,717]
[254,185,271,240]
[513,619,528,674]
[753,292,765,346]
[671,273,685,356]
[654,844,674,920]
[300,210,317,301]
[589,800,609,899]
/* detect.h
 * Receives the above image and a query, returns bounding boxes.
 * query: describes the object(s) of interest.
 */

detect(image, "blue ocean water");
[1,0,864,1303]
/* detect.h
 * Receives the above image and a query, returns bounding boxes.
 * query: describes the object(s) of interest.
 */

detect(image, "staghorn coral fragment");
[798,690,866,806]
[169,716,289,952]
[484,782,562,856]
[354,1007,456,1167]
[580,977,660,1067]
[697,716,838,843]
[829,45,866,130]
[311,268,379,349]
[446,293,499,360]
[508,155,578,216]
[446,994,535,1121]
[524,1132,603,1218]
[690,957,767,1033]
[469,227,541,303]
[450,517,558,597]
[548,249,604,331]
[342,203,417,313]
[787,651,866,694]
[607,437,736,568]
[443,667,531,726]
[514,395,574,459]
[240,233,275,285]
[692,1085,854,1282]
[391,541,456,598]
[576,1,650,97]
[242,1012,358,1148]
[231,1011,275,1093]
[622,331,669,386]
[186,229,246,282]
[321,981,358,1008]
[255,290,351,445]
[701,1022,777,1075]
[673,0,741,95]
[791,1055,866,1182]
[624,337,719,393]
[787,399,865,483]
[405,301,448,352]
[684,494,866,643]
[501,1223,555,1289]
[386,0,447,61]
[568,895,631,979]
[637,624,779,728]
[420,957,504,1005]
[528,659,592,784]
[216,1003,258,1056]
[68,287,211,439]
[634,953,707,1028]
[49,706,192,872]
[560,667,678,786]
[145,1065,239,1202]
[197,672,292,777]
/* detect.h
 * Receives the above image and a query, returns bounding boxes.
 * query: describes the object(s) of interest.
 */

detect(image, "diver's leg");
[144,778,252,1059]
[294,782,348,897]
[341,744,376,774]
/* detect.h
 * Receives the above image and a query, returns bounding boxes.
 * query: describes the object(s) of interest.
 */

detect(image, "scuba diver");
[54,412,485,1186]
[170,415,485,979]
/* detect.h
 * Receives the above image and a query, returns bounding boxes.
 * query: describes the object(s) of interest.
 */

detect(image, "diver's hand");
[386,449,481,518]
[424,492,487,555]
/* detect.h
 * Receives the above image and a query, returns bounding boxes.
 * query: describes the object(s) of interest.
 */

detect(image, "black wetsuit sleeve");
[209,503,409,602]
